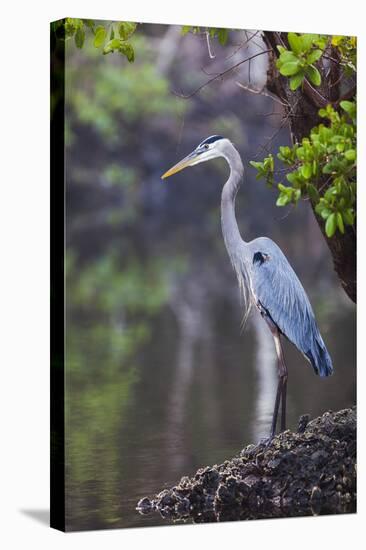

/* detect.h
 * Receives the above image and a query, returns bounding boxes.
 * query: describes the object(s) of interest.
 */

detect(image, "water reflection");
[65,276,355,530]
[166,278,213,472]
[250,311,277,441]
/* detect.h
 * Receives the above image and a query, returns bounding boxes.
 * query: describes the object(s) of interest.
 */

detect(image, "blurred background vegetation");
[55,21,356,530]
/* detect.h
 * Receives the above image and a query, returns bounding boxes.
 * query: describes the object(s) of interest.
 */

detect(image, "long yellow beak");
[161,153,196,179]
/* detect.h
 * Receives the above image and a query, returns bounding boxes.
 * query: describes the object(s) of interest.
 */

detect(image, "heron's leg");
[270,374,283,438]
[273,331,288,432]
[261,314,288,437]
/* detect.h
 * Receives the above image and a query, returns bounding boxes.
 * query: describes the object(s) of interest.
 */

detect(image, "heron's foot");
[245,435,276,457]
[263,435,275,447]
[256,435,275,448]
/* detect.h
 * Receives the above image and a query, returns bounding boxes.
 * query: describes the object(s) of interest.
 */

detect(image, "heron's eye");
[204,144,209,150]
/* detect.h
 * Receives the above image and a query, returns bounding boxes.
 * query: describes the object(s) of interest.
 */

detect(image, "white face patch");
[192,136,228,163]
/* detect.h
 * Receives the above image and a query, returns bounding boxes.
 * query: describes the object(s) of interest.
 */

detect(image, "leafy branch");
[250,101,356,238]
[51,18,137,62]
[250,32,356,239]
[276,33,327,90]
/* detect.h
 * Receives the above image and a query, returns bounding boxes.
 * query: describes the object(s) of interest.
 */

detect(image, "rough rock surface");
[137,407,356,523]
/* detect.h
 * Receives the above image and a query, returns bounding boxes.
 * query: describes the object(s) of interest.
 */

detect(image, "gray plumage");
[162,135,333,437]
[249,237,333,377]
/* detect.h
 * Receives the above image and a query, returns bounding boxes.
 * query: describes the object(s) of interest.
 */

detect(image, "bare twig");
[172,49,272,99]
[253,96,302,158]
[224,30,261,61]
[235,81,289,108]
[205,32,215,59]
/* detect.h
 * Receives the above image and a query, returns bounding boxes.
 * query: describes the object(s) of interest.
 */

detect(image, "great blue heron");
[162,135,333,439]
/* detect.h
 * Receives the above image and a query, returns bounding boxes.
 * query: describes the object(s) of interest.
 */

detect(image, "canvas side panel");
[50,19,66,532]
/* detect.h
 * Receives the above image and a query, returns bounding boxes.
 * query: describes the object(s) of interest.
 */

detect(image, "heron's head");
[161,135,230,179]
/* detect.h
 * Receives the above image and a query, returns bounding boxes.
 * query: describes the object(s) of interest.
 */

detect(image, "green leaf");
[344,149,356,161]
[290,73,304,90]
[118,22,137,40]
[74,26,85,48]
[340,100,354,114]
[277,50,298,65]
[278,146,290,157]
[314,35,328,49]
[278,145,297,164]
[250,161,263,170]
[217,28,228,46]
[343,209,354,226]
[288,33,303,55]
[300,33,319,52]
[276,194,290,206]
[103,38,135,60]
[280,61,301,76]
[119,42,135,62]
[325,212,337,237]
[103,38,121,54]
[324,187,337,201]
[306,65,321,86]
[286,172,298,184]
[94,26,106,48]
[181,25,192,35]
[306,49,323,64]
[264,154,274,172]
[336,212,345,234]
[319,207,332,220]
[301,163,313,179]
[64,18,77,37]
[331,35,343,46]
[293,189,301,202]
[340,100,356,122]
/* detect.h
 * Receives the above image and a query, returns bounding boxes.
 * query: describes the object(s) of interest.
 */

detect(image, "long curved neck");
[221,145,245,262]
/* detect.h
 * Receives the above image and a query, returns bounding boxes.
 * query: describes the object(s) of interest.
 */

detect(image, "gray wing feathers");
[251,244,333,377]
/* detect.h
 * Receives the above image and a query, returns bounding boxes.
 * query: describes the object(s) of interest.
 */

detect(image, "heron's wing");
[251,249,311,343]
[250,248,333,376]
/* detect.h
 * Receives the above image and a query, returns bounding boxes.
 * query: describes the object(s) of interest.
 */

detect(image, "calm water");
[65,288,356,531]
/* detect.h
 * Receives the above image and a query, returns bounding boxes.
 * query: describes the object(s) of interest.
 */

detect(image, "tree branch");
[172,49,272,99]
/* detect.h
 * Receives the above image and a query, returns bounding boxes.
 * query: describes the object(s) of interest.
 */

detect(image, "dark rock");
[267,457,281,470]
[310,486,322,502]
[175,497,190,515]
[243,474,260,488]
[136,497,153,513]
[158,493,176,507]
[136,407,356,523]
[216,482,236,505]
[159,506,173,519]
[310,450,328,467]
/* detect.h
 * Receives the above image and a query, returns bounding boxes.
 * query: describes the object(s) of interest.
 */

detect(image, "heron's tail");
[305,333,333,377]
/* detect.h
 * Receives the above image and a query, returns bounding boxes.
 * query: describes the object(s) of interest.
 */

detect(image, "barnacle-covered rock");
[136,407,356,522]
